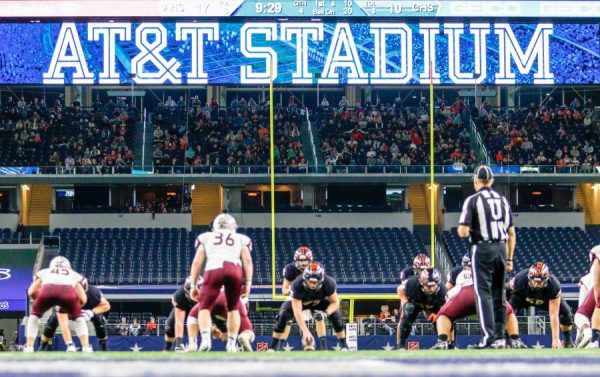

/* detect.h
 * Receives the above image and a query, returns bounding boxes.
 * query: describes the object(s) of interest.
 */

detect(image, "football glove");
[82,309,95,321]
[314,310,328,321]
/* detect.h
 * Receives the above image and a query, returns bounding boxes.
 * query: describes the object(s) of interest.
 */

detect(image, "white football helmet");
[49,256,71,270]
[212,214,238,232]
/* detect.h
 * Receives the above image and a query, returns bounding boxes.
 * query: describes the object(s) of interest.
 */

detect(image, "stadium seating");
[443,227,599,282]
[0,228,18,243]
[0,101,138,170]
[317,105,474,168]
[476,106,599,170]
[54,227,426,285]
[151,105,307,171]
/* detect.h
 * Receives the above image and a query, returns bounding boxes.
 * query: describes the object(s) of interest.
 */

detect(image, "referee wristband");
[507,259,513,262]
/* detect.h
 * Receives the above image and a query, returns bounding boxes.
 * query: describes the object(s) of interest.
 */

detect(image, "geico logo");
[450,1,521,16]
[540,2,600,16]
[0,268,11,280]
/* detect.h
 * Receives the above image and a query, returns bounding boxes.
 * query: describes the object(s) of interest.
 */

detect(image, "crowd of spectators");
[124,192,190,214]
[151,96,307,171]
[0,95,138,173]
[477,97,599,172]
[317,95,475,170]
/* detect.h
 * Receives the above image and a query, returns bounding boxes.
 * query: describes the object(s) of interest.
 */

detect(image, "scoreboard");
[0,1,598,85]
[0,0,599,18]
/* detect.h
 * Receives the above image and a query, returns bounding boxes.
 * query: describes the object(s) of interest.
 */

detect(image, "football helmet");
[49,256,71,270]
[528,262,550,289]
[294,246,314,270]
[212,213,238,232]
[413,253,432,273]
[419,268,441,295]
[302,262,325,291]
[462,253,472,268]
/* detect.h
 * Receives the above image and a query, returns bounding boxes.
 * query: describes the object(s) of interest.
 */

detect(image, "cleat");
[185,341,197,352]
[173,345,185,353]
[430,340,449,350]
[226,340,238,353]
[578,329,592,349]
[238,337,253,352]
[66,344,77,352]
[510,338,528,349]
[82,346,93,353]
[199,340,211,352]
[23,346,34,353]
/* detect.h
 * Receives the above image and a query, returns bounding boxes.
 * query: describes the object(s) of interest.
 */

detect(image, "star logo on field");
[382,342,395,351]
[532,341,544,349]
[130,343,143,352]
[282,343,294,352]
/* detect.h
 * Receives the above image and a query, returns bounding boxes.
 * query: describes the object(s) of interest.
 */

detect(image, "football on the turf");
[302,337,316,351]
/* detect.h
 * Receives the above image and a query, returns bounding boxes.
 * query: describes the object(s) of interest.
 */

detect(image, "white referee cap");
[474,165,493,180]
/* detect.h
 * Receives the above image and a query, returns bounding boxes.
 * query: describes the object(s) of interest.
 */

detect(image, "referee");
[458,165,516,348]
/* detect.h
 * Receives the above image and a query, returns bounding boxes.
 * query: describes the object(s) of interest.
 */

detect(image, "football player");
[574,270,594,347]
[446,253,471,291]
[586,244,600,348]
[38,281,111,351]
[291,262,349,351]
[164,276,201,352]
[431,258,527,350]
[186,290,254,352]
[400,253,432,284]
[268,246,313,351]
[396,253,431,346]
[24,256,92,353]
[189,214,253,353]
[397,268,447,350]
[506,262,574,348]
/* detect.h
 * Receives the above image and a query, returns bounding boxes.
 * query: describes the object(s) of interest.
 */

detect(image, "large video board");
[0,22,598,85]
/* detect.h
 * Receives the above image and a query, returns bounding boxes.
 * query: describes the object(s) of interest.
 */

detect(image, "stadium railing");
[42,315,550,338]
[4,164,597,175]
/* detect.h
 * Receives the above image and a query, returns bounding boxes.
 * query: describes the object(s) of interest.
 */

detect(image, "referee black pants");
[472,242,507,344]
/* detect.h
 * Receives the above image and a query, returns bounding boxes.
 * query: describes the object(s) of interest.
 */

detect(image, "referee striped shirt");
[459,187,513,244]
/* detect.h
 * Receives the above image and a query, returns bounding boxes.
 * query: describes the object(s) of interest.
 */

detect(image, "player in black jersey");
[291,262,348,351]
[506,262,574,348]
[396,253,431,346]
[38,282,111,351]
[164,276,201,351]
[268,247,313,351]
[399,253,432,284]
[397,268,447,350]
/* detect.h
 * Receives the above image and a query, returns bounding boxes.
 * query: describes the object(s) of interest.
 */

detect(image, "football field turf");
[1,349,599,376]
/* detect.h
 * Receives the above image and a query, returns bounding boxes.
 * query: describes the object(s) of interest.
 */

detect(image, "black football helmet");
[419,268,442,295]
[302,262,325,291]
[462,253,472,268]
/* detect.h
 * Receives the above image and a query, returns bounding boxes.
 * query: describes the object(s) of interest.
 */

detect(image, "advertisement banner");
[0,248,38,312]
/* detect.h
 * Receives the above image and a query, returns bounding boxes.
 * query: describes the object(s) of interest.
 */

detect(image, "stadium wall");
[49,214,192,231]
[231,213,413,229]
[0,214,19,230]
[444,212,585,231]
